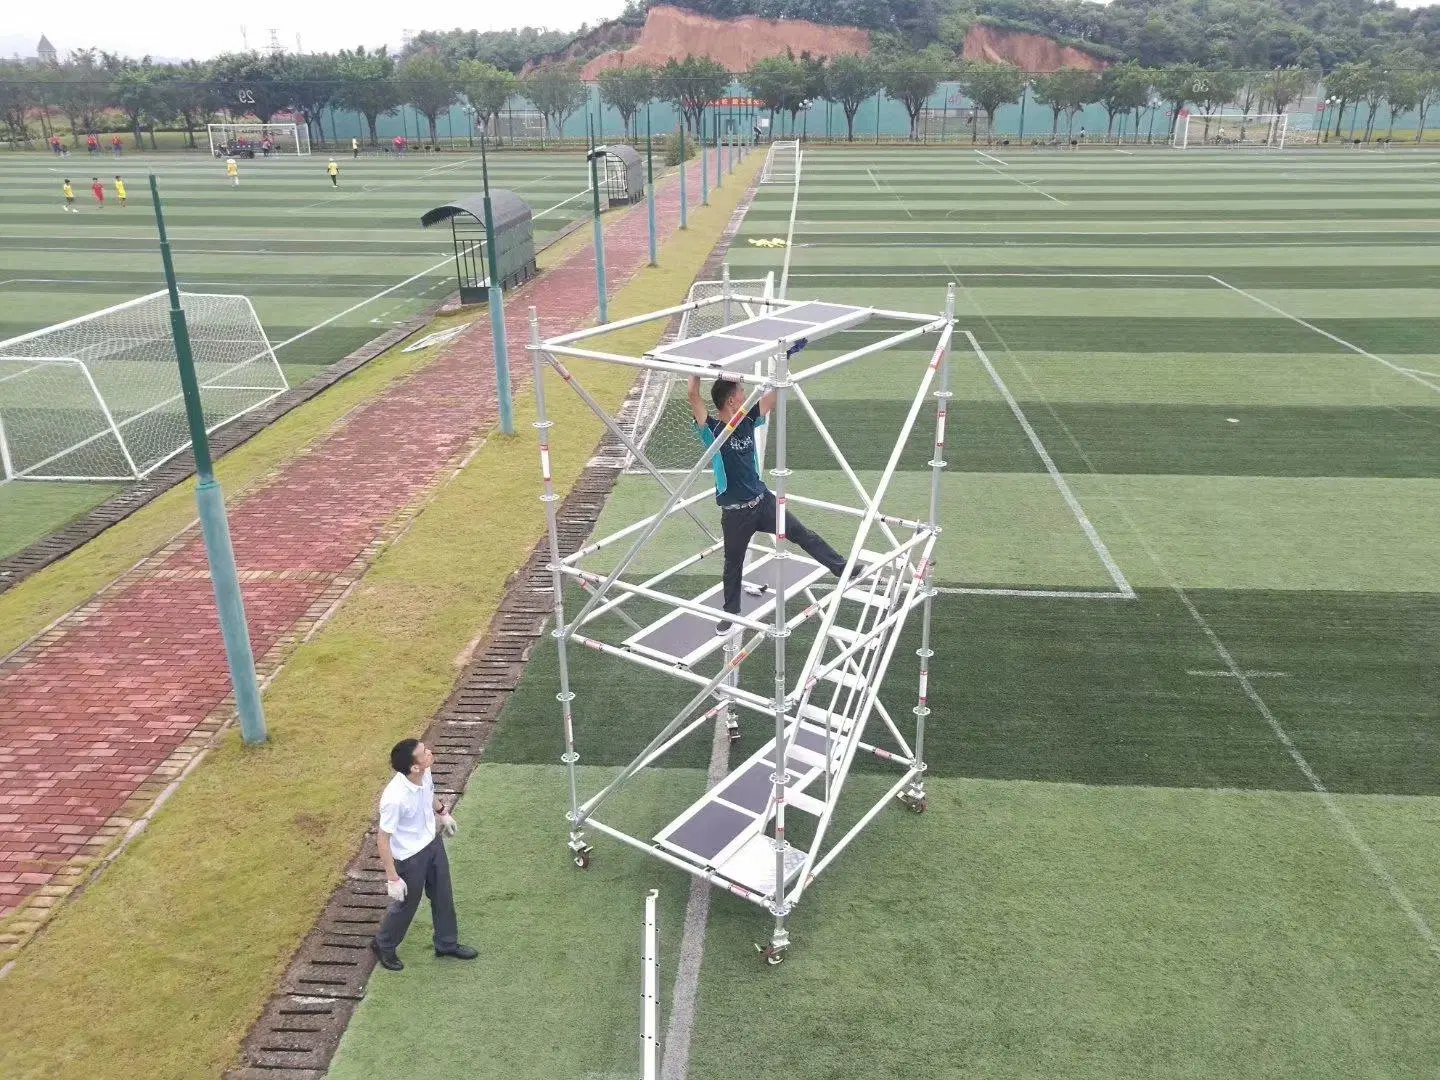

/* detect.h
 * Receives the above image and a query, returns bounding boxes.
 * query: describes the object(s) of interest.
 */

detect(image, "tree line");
[2,45,1437,150]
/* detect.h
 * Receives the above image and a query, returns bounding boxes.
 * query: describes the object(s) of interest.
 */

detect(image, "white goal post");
[0,292,288,483]
[1172,111,1288,150]
[760,139,800,184]
[207,122,311,157]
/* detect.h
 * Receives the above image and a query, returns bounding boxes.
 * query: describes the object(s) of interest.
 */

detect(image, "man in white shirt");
[371,738,477,971]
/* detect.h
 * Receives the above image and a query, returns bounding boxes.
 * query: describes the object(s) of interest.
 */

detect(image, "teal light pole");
[678,121,688,229]
[148,174,266,745]
[587,114,609,323]
[701,117,709,206]
[645,106,658,266]
[479,136,515,435]
[714,111,722,188]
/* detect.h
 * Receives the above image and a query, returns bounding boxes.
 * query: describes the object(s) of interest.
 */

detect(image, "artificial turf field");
[329,146,1438,1078]
[0,149,593,557]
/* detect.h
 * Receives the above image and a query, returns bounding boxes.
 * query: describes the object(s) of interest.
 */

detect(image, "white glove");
[439,813,458,838]
[386,876,407,903]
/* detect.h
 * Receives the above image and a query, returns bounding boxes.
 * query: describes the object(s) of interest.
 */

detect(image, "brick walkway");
[0,157,716,932]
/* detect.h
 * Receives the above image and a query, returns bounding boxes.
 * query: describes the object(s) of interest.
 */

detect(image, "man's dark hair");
[390,738,420,775]
[710,378,739,411]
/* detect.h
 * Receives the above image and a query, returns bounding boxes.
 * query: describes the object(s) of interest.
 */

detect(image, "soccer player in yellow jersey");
[62,178,77,212]
[327,158,339,187]
[226,157,239,186]
[114,176,127,206]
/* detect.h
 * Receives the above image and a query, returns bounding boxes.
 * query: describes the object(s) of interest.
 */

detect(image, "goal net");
[1172,112,1288,150]
[207,122,311,157]
[760,140,800,184]
[0,292,288,482]
[609,274,778,476]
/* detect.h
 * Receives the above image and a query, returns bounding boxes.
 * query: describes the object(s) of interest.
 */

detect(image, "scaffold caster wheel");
[727,726,741,744]
[755,943,787,967]
[909,798,927,814]
[572,849,592,869]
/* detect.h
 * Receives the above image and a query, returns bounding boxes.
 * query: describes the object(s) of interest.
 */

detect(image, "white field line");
[974,149,1010,166]
[1398,367,1440,379]
[866,167,884,191]
[1187,669,1290,678]
[1177,586,1440,963]
[792,227,1439,237]
[3,231,445,244]
[283,155,489,214]
[658,706,733,1080]
[974,324,1440,966]
[1114,149,1134,155]
[271,252,454,351]
[971,158,1068,204]
[963,330,1134,598]
[1209,275,1440,396]
[0,277,395,291]
[785,271,1212,280]
[532,186,593,222]
[779,149,804,298]
[936,586,1132,599]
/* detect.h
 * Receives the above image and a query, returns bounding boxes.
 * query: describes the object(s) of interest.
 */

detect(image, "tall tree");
[110,59,169,149]
[521,66,588,137]
[1033,68,1100,137]
[744,54,806,137]
[0,60,38,142]
[458,59,519,143]
[1415,69,1440,142]
[281,52,341,147]
[656,55,730,135]
[956,60,1025,144]
[1382,68,1419,139]
[880,47,948,140]
[824,53,881,142]
[1099,61,1153,136]
[55,50,109,145]
[209,51,292,122]
[1154,62,1205,134]
[596,63,656,140]
[335,46,401,146]
[396,54,458,144]
[1259,66,1310,115]
[159,61,220,148]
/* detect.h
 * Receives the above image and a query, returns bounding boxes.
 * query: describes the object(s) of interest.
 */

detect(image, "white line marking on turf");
[972,339,1440,967]
[974,149,1010,166]
[866,167,884,191]
[1187,669,1291,678]
[779,149,804,298]
[658,708,733,1080]
[532,187,593,222]
[1209,275,1440,396]
[1114,149,1134,155]
[971,158,1068,204]
[963,330,1134,598]
[1176,588,1440,964]
[937,586,1132,599]
[271,252,454,352]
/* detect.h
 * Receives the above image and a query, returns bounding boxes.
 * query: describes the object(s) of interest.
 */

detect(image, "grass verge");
[0,153,759,1080]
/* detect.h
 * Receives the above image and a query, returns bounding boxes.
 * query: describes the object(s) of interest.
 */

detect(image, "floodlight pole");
[714,110,722,189]
[678,121,688,229]
[587,114,609,324]
[645,107,658,267]
[701,116,709,207]
[479,138,516,435]
[148,174,267,746]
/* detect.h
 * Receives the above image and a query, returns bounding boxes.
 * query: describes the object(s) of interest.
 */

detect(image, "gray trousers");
[375,834,458,952]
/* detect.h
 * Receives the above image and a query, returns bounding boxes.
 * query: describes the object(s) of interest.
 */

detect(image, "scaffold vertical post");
[766,341,792,961]
[530,306,588,866]
[910,284,954,806]
[641,889,660,1080]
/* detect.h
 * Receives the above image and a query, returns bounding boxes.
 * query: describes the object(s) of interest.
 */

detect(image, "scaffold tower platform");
[526,276,956,964]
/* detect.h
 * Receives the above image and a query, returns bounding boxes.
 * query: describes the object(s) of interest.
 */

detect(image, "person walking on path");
[327,158,339,187]
[687,373,849,635]
[352,136,360,159]
[372,738,477,972]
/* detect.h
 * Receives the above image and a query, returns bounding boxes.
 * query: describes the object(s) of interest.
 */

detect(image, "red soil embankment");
[963,23,1106,72]
[581,4,871,79]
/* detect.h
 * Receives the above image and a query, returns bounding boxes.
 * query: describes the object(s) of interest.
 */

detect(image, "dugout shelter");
[420,190,537,304]
[588,144,645,206]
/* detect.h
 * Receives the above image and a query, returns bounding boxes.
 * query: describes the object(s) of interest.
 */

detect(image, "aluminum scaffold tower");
[527,279,955,964]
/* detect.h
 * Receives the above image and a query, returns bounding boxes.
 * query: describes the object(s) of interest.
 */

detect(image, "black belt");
[719,494,765,512]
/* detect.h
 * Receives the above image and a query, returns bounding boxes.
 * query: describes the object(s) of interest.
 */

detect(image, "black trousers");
[375,834,459,953]
[721,490,846,614]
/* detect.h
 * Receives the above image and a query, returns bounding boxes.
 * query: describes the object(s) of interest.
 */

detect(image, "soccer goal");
[1172,112,1288,150]
[760,139,800,184]
[207,121,311,157]
[0,292,288,482]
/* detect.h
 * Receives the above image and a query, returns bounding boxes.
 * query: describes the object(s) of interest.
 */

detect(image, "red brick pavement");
[0,158,714,920]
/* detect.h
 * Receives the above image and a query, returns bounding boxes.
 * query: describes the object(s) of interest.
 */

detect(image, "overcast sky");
[3,0,1432,62]
[5,1,626,61]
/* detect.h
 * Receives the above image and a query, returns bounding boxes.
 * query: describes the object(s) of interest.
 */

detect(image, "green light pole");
[700,115,709,206]
[678,120,688,229]
[587,113,609,323]
[479,135,515,435]
[645,106,658,266]
[148,174,266,745]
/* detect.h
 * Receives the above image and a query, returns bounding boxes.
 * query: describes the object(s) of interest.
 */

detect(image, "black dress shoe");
[371,938,404,971]
[435,944,478,960]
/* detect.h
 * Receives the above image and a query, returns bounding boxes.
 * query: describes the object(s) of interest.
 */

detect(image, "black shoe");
[715,619,734,636]
[435,944,478,960]
[371,938,403,971]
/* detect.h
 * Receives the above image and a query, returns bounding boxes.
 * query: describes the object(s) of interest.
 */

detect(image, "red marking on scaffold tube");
[874,746,894,760]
